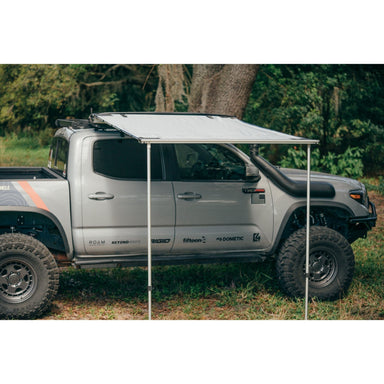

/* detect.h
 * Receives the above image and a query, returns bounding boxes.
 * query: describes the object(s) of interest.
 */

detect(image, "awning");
[90,112,318,145]
[90,112,317,320]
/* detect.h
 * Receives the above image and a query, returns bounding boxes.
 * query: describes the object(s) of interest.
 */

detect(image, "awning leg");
[305,144,311,320]
[147,143,152,320]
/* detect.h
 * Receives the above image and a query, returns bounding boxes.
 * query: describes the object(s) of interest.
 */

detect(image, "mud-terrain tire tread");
[0,233,59,319]
[276,227,355,301]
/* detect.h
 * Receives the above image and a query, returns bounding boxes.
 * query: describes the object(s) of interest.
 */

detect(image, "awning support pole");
[305,144,311,320]
[147,143,152,320]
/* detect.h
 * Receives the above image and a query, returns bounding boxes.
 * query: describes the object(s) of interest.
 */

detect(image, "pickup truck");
[0,113,377,319]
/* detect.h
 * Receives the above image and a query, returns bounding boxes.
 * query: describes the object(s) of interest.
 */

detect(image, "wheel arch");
[272,201,354,254]
[0,207,72,260]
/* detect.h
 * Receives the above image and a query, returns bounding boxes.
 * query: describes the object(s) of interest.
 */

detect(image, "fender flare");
[0,206,72,258]
[270,201,354,255]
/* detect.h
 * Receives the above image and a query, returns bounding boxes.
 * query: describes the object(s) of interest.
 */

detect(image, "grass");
[1,139,383,319]
[0,134,50,167]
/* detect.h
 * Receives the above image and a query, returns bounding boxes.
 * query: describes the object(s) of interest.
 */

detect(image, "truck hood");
[280,168,365,192]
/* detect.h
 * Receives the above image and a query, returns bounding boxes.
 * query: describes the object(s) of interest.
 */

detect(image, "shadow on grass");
[58,261,280,304]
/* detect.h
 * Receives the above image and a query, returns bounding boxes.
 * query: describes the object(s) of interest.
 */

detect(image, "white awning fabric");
[90,113,318,145]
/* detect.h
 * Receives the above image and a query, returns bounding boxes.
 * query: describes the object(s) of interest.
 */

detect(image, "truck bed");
[0,167,62,180]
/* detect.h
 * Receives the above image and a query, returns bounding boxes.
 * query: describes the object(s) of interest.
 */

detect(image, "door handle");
[88,192,115,201]
[177,192,202,200]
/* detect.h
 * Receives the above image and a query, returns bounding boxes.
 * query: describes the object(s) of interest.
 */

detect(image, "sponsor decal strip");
[17,181,49,211]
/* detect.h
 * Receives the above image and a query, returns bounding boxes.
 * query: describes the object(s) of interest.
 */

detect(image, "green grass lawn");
[2,137,383,319]
[0,135,50,167]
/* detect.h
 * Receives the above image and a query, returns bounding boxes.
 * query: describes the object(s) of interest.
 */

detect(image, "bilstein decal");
[152,239,171,244]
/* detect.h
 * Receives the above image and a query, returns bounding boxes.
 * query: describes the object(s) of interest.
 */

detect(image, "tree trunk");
[188,64,259,119]
[155,64,187,112]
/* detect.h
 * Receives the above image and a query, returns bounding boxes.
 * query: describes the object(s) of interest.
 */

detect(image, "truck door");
[170,144,274,254]
[77,136,175,256]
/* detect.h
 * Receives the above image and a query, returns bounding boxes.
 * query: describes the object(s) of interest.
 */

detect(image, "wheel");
[0,233,59,319]
[276,227,355,301]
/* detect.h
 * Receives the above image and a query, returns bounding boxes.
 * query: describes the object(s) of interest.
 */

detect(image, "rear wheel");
[276,227,355,300]
[0,233,59,319]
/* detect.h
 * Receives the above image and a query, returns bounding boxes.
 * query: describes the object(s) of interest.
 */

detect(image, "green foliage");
[0,65,79,134]
[244,64,384,173]
[0,64,158,135]
[279,146,364,178]
[1,64,383,174]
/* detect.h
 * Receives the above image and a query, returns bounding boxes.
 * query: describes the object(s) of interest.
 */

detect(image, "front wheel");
[276,227,355,301]
[0,233,59,319]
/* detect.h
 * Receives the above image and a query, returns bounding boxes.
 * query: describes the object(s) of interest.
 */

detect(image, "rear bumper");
[349,200,377,229]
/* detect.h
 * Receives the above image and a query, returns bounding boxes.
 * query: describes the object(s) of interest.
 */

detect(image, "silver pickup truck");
[0,113,377,319]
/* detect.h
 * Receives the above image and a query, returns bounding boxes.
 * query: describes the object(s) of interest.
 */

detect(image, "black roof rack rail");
[55,119,90,129]
[55,118,115,131]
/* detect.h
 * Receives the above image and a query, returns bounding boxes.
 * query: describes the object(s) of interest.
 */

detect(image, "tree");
[244,64,384,172]
[0,64,158,135]
[188,64,259,119]
[153,64,259,119]
[154,64,188,112]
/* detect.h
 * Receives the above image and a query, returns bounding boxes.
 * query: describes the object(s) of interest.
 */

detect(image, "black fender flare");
[0,206,72,258]
[269,201,354,255]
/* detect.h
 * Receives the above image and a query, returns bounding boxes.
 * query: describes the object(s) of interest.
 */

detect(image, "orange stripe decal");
[18,181,49,211]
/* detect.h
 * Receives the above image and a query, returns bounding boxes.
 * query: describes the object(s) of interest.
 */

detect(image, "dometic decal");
[152,239,171,244]
[253,233,261,242]
[216,236,244,242]
[17,181,49,211]
[183,236,206,244]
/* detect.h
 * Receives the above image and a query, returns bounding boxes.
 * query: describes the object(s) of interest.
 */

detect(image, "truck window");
[48,137,69,177]
[174,144,246,180]
[93,139,163,180]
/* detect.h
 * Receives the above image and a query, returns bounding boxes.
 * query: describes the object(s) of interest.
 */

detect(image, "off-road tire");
[0,233,59,319]
[276,226,355,301]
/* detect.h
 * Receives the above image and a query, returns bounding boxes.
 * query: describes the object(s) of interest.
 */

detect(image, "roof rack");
[55,119,90,129]
[55,118,115,131]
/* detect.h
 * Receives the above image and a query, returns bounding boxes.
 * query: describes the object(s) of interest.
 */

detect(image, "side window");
[48,137,69,177]
[93,139,163,180]
[174,144,246,181]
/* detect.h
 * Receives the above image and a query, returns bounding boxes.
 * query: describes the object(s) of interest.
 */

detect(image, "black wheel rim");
[304,248,338,288]
[0,258,37,303]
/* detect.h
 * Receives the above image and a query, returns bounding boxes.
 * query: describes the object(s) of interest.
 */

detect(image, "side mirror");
[245,164,261,182]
